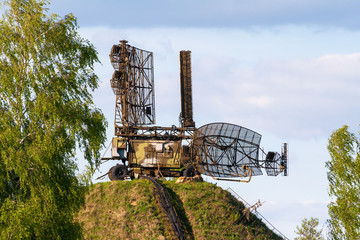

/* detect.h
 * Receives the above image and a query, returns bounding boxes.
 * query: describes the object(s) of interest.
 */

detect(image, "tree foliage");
[294,217,325,240]
[0,0,106,239]
[326,125,360,239]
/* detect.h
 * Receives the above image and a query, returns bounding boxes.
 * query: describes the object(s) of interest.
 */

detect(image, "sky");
[43,0,360,238]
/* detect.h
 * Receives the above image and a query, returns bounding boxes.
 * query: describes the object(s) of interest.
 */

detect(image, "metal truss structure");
[190,123,288,181]
[264,143,288,177]
[101,40,288,183]
[192,123,288,180]
[110,40,155,135]
[112,125,196,140]
[191,123,288,181]
[192,123,263,180]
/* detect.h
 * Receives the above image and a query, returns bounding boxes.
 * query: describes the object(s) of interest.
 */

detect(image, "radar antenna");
[191,123,263,182]
[100,40,288,183]
[191,123,288,181]
[110,40,155,135]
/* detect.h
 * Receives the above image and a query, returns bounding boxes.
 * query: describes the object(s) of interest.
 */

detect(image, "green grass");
[76,179,283,240]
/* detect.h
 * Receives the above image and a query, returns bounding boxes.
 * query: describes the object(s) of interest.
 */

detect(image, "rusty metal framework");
[110,40,155,135]
[264,152,282,176]
[192,123,263,179]
[191,123,288,180]
[113,125,196,140]
[100,40,288,183]
[263,143,288,176]
[109,41,196,142]
[180,51,195,128]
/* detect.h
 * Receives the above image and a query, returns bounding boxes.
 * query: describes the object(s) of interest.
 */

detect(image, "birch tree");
[327,125,360,239]
[0,0,106,238]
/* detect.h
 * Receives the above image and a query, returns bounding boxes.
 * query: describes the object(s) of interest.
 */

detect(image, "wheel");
[183,166,197,178]
[109,165,128,181]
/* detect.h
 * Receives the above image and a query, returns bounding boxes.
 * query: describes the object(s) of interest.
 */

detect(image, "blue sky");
[46,0,360,238]
[51,0,360,30]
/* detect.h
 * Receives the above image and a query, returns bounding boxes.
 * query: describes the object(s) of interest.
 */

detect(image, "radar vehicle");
[99,40,288,182]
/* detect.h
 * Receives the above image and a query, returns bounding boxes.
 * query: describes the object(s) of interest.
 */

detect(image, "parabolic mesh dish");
[192,122,263,178]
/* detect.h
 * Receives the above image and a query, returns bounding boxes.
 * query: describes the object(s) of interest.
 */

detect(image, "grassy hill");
[76,179,283,240]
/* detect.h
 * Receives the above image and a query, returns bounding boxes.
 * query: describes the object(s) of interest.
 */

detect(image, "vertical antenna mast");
[180,51,195,128]
[109,40,155,135]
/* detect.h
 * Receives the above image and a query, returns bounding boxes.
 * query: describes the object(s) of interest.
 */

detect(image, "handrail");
[141,175,185,240]
[227,187,289,240]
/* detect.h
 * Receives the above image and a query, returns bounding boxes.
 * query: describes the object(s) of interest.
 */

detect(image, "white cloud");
[194,53,360,139]
[78,26,360,142]
[79,26,360,141]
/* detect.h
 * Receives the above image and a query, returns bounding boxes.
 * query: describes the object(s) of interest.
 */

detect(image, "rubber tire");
[109,165,128,181]
[183,167,197,178]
